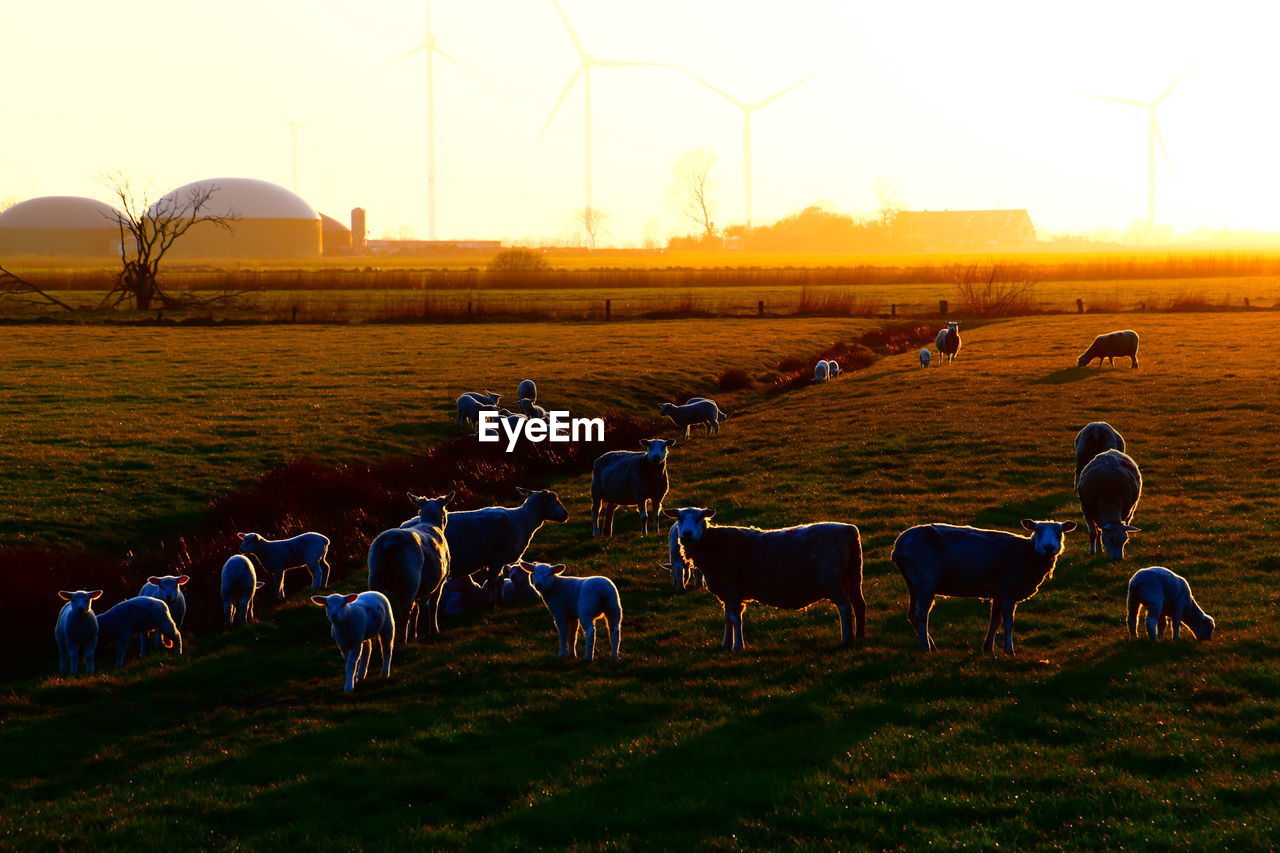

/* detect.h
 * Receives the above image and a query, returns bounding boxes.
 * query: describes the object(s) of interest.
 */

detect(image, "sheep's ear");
[343,593,359,604]
[666,440,678,449]
[441,490,456,505]
[255,581,265,588]
[89,590,103,599]
[659,563,673,571]
[702,508,716,519]
[1123,524,1139,532]
[310,595,327,606]
[1062,521,1079,533]
[58,590,72,601]
[406,491,420,503]
[147,576,162,586]
[177,575,191,585]
[516,486,533,497]
[662,509,679,519]
[638,440,651,448]
[551,564,567,575]
[1019,519,1036,530]
[236,532,247,540]
[517,561,534,574]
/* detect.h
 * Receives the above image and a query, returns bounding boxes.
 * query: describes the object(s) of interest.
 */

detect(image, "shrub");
[717,368,754,391]
[487,248,550,273]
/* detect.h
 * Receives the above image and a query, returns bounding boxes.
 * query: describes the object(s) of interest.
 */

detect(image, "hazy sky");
[4,1,1279,244]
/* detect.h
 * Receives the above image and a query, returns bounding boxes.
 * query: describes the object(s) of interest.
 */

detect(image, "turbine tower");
[680,70,819,230]
[540,0,673,222]
[1087,66,1192,229]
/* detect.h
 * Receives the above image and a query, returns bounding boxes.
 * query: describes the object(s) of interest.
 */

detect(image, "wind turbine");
[680,70,819,230]
[540,0,674,224]
[1087,65,1192,229]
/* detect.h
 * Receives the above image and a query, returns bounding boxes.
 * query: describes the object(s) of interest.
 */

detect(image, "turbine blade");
[539,66,583,140]
[1083,93,1148,108]
[1154,62,1195,105]
[364,43,428,82]
[1154,120,1173,176]
[551,0,585,58]
[752,72,820,109]
[433,44,502,92]
[592,59,673,68]
[677,67,746,109]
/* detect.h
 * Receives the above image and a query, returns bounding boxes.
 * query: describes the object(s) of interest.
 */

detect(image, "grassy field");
[2,313,1279,849]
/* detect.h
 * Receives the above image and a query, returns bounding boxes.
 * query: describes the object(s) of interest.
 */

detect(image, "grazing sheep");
[433,488,570,597]
[139,574,189,629]
[827,359,842,377]
[518,398,548,420]
[891,519,1076,654]
[440,575,488,619]
[519,561,623,661]
[237,531,332,600]
[95,596,183,668]
[1077,330,1139,369]
[311,591,395,693]
[660,521,704,592]
[938,321,961,364]
[665,508,864,649]
[517,379,537,403]
[1127,566,1215,641]
[500,563,541,606]
[813,360,830,384]
[591,439,676,536]
[1074,421,1126,485]
[457,393,500,431]
[220,554,264,627]
[919,348,931,368]
[369,492,453,643]
[463,390,502,405]
[659,399,727,438]
[1076,449,1142,559]
[55,590,102,675]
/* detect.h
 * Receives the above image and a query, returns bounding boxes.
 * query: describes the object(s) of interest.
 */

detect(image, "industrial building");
[0,196,123,257]
[149,178,322,258]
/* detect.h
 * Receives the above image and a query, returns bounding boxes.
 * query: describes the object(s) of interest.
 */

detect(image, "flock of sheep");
[54,324,1209,693]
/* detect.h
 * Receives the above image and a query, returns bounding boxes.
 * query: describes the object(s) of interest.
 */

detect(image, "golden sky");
[4,0,1278,243]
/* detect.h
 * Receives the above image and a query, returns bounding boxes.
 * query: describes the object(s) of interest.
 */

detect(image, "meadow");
[1,312,1278,850]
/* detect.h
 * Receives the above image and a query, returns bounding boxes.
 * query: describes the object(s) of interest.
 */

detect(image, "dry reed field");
[1,312,1277,850]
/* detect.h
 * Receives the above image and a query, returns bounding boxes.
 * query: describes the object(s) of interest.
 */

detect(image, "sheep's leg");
[1171,615,1182,640]
[66,647,76,676]
[86,641,96,674]
[583,618,596,662]
[835,601,853,645]
[1145,613,1160,639]
[223,600,233,628]
[852,589,866,641]
[729,602,746,651]
[905,583,918,629]
[916,592,936,651]
[1001,602,1017,655]
[356,640,372,682]
[343,648,360,692]
[649,500,662,537]
[555,617,571,658]
[58,645,69,676]
[1158,616,1170,639]
[608,611,622,660]
[721,608,733,649]
[138,631,150,657]
[591,495,603,536]
[1131,354,1139,369]
[603,505,616,537]
[425,591,441,638]
[276,569,287,601]
[116,635,130,668]
[1127,592,1140,638]
[381,624,395,678]
[982,600,1001,653]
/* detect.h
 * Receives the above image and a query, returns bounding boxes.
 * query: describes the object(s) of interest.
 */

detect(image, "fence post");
[605,299,612,321]
[757,300,764,317]
[1076,298,1084,314]
[938,299,948,317]
[291,305,298,323]
[890,303,897,317]
[467,301,473,316]
[1245,297,1251,308]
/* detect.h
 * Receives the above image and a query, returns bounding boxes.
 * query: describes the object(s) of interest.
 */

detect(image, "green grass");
[2,313,1279,849]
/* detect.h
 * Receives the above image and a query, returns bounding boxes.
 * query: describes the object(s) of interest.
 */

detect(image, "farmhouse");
[894,209,1036,251]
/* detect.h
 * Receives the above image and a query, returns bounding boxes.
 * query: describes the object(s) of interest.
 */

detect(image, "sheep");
[827,359,842,377]
[1127,566,1215,641]
[139,574,189,629]
[237,531,332,599]
[813,360,829,384]
[591,439,675,537]
[891,519,1077,654]
[419,488,570,599]
[518,561,623,661]
[919,348,931,368]
[658,399,727,438]
[1076,449,1142,559]
[664,507,864,649]
[463,390,502,405]
[55,589,102,675]
[95,596,182,668]
[518,398,548,420]
[1074,421,1126,485]
[937,321,961,364]
[500,563,540,606]
[310,591,395,693]
[220,554,265,627]
[457,393,500,431]
[517,379,537,403]
[369,492,452,643]
[1077,330,1139,369]
[660,520,703,592]
[440,575,488,619]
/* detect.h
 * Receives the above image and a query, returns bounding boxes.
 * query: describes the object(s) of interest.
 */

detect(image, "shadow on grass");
[1033,366,1105,385]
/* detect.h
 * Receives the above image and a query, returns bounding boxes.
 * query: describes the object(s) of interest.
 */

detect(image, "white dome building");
[147,178,321,258]
[0,196,123,257]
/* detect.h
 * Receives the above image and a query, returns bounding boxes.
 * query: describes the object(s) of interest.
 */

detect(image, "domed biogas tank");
[146,177,322,259]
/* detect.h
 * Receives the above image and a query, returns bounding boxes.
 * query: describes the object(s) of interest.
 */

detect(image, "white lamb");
[221,554,265,627]
[311,591,396,693]
[919,348,931,367]
[813,360,829,383]
[139,574,189,629]
[238,531,331,599]
[1127,567,1214,641]
[55,589,103,675]
[519,561,623,661]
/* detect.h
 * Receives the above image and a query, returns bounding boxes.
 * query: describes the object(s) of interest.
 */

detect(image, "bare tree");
[0,195,17,214]
[874,177,903,230]
[576,207,611,250]
[667,148,718,239]
[100,173,243,311]
[953,263,1038,316]
[0,265,76,311]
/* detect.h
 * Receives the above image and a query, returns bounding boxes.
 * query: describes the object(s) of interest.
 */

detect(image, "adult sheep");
[1076,449,1142,559]
[1077,330,1139,369]
[813,360,829,384]
[664,507,865,650]
[937,322,961,364]
[658,399,727,438]
[517,379,537,403]
[369,492,452,643]
[1074,421,1125,485]
[591,439,676,537]
[237,531,332,599]
[457,394,500,432]
[891,519,1077,654]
